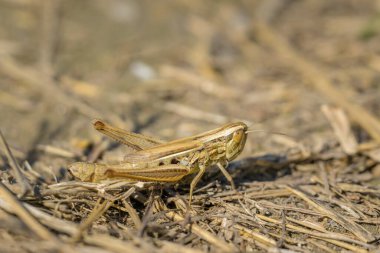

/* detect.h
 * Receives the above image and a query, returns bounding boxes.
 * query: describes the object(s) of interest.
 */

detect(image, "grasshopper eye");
[233,129,244,143]
[226,129,247,161]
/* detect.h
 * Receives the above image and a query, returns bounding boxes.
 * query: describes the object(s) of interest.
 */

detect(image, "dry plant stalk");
[69,119,248,203]
[321,105,358,155]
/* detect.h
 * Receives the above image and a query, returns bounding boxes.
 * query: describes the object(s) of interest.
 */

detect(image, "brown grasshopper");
[69,120,248,203]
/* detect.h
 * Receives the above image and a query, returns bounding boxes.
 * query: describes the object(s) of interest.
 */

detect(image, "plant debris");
[1,1,380,252]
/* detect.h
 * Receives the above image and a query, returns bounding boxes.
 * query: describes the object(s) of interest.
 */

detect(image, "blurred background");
[1,0,380,162]
[1,1,380,252]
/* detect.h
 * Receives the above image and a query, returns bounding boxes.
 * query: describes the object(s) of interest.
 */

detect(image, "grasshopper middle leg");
[188,165,206,204]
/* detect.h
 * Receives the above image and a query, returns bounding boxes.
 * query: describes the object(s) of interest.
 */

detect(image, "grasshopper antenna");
[245,129,291,137]
[244,122,290,137]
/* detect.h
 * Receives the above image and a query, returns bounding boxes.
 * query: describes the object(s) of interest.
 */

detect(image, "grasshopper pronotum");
[69,120,248,203]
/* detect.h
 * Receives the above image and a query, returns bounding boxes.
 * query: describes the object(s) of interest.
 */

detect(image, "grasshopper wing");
[124,139,204,163]
[93,120,165,151]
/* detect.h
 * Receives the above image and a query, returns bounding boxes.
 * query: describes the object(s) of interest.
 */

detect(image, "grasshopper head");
[68,162,95,182]
[225,122,248,161]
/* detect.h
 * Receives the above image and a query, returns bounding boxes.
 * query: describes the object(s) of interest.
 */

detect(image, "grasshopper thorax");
[225,122,248,161]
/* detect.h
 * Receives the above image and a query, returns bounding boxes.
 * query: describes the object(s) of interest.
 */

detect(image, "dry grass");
[1,1,380,252]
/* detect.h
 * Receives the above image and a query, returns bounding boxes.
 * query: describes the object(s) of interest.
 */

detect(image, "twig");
[235,224,277,248]
[256,214,373,252]
[36,144,79,159]
[337,183,380,195]
[218,188,292,200]
[0,181,57,241]
[0,130,31,196]
[277,209,286,247]
[23,160,45,184]
[121,199,142,229]
[86,139,110,163]
[153,198,237,252]
[318,162,332,196]
[321,105,358,155]
[286,186,375,243]
[0,195,78,236]
[73,198,114,241]
[253,200,323,217]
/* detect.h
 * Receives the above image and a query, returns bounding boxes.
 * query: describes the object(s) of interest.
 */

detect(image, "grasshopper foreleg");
[217,162,236,191]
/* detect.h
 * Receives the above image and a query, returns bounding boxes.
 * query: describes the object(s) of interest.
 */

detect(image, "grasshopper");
[69,120,248,203]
